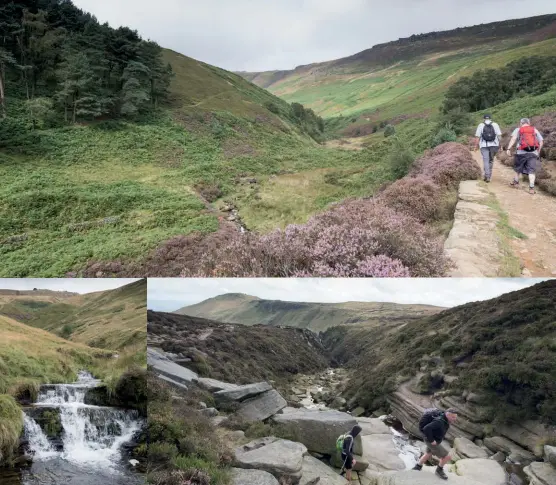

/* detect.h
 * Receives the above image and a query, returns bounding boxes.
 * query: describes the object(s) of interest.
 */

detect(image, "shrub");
[389,142,415,178]
[10,381,40,404]
[114,367,147,416]
[384,124,396,137]
[0,395,23,466]
[412,142,480,188]
[431,127,457,147]
[378,176,443,222]
[191,199,451,277]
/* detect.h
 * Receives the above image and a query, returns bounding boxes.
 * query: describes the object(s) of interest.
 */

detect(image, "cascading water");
[10,371,145,485]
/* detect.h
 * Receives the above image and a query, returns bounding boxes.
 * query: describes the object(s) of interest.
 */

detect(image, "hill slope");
[322,279,556,424]
[176,293,445,332]
[239,15,556,127]
[15,280,147,352]
[0,313,112,394]
[148,310,328,385]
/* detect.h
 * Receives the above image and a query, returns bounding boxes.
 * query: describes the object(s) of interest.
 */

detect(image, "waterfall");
[23,371,142,470]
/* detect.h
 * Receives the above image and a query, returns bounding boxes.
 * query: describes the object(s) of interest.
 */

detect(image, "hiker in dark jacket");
[340,425,362,481]
[412,408,458,480]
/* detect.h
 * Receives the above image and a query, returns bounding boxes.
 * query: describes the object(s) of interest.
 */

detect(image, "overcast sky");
[147,278,550,312]
[0,279,140,294]
[70,0,555,72]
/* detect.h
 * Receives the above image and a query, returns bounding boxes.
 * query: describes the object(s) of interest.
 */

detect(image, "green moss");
[0,395,23,466]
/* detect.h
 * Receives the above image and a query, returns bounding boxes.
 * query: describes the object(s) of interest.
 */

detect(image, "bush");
[389,142,415,178]
[412,142,481,188]
[191,199,451,278]
[431,127,457,147]
[0,395,23,466]
[384,124,396,137]
[114,367,147,416]
[378,176,443,222]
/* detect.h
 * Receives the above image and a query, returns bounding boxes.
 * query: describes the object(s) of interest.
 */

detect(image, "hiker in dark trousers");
[340,425,362,481]
[475,114,502,183]
[506,118,544,194]
[412,408,458,480]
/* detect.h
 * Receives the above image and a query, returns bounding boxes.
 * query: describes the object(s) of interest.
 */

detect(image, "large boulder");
[524,462,556,485]
[273,408,360,455]
[360,434,405,472]
[147,347,198,386]
[234,437,307,485]
[231,468,279,485]
[453,458,506,485]
[545,445,556,467]
[299,455,349,485]
[215,382,273,403]
[453,437,489,459]
[483,436,535,465]
[357,417,391,435]
[237,390,287,422]
[495,421,554,458]
[197,378,240,393]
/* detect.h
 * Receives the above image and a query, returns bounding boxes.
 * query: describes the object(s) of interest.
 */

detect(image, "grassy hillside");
[177,293,445,333]
[0,313,113,395]
[148,310,329,385]
[240,15,556,126]
[0,42,397,276]
[322,279,556,424]
[21,279,147,352]
[0,289,77,322]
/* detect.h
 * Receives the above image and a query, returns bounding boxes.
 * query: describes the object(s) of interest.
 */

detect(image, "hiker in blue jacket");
[412,408,458,480]
[340,425,362,481]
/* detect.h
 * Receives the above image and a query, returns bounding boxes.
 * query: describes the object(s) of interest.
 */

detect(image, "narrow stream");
[0,372,145,485]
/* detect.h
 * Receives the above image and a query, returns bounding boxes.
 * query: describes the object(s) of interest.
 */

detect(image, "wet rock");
[454,437,489,459]
[330,397,347,410]
[273,408,360,455]
[454,458,506,485]
[234,437,306,485]
[236,390,288,422]
[352,407,366,417]
[231,468,279,485]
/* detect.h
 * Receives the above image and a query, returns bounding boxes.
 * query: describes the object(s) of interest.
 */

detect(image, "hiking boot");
[436,466,448,480]
[529,187,536,194]
[485,178,491,183]
[510,180,519,188]
[412,464,423,471]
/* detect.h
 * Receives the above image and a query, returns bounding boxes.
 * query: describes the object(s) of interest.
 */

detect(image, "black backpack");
[419,408,443,432]
[481,123,497,143]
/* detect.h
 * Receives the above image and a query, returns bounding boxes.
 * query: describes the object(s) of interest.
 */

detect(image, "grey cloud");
[72,0,555,71]
[147,278,550,312]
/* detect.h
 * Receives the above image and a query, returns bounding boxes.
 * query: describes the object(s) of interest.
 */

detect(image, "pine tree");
[120,60,150,116]
[0,47,17,118]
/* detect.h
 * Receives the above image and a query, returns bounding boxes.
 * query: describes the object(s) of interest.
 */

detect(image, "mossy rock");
[114,367,147,417]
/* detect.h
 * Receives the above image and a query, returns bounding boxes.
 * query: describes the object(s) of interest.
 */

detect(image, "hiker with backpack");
[412,408,458,480]
[506,118,544,194]
[337,425,362,481]
[474,114,502,183]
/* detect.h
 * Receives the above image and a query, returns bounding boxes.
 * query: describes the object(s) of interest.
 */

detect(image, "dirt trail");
[473,151,556,277]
